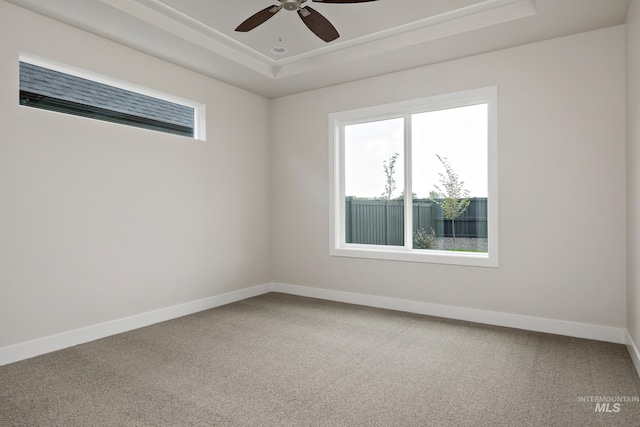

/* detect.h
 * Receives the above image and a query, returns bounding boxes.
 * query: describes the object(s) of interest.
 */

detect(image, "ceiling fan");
[235,0,379,43]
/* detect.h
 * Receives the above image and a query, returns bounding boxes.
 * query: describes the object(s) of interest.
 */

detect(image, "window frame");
[19,53,206,141]
[329,87,498,268]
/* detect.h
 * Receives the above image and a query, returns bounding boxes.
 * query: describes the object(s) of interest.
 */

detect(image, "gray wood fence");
[345,197,487,245]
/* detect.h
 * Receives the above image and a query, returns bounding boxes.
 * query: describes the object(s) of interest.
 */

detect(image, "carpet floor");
[1,293,639,426]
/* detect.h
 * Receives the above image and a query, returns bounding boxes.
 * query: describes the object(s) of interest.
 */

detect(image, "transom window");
[19,55,204,139]
[329,87,498,267]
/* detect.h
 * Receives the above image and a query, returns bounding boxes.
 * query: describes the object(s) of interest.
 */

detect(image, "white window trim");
[19,53,206,141]
[329,87,498,268]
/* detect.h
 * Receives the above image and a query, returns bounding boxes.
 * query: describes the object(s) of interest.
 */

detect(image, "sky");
[344,103,488,199]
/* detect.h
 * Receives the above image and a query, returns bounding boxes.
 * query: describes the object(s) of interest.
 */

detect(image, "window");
[329,87,498,267]
[19,55,204,139]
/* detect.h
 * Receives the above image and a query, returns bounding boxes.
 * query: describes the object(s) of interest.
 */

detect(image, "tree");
[430,155,470,242]
[395,191,416,201]
[381,153,399,200]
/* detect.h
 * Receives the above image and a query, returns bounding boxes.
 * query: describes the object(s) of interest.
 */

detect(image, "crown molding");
[100,0,537,79]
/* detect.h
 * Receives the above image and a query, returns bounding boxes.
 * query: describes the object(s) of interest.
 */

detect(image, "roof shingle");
[20,62,194,129]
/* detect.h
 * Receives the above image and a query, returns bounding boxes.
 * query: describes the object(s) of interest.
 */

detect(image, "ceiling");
[6,0,632,98]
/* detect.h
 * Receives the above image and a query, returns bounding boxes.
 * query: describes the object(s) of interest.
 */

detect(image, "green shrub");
[413,227,436,249]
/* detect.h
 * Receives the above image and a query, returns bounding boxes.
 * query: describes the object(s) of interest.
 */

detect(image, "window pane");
[411,104,488,252]
[344,118,404,246]
[19,61,195,137]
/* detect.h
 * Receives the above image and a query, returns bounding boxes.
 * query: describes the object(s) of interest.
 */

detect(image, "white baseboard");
[271,282,627,344]
[627,331,640,379]
[0,283,272,367]
[1,281,629,367]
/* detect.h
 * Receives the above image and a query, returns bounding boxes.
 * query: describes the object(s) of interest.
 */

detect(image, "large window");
[19,55,204,139]
[330,87,498,267]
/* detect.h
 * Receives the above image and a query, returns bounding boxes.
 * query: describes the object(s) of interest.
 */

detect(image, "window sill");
[330,245,498,268]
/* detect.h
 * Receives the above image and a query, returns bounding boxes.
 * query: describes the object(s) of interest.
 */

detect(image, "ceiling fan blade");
[298,7,339,42]
[312,0,378,3]
[235,5,281,32]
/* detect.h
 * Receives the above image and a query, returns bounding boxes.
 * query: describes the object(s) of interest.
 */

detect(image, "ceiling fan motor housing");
[282,0,302,11]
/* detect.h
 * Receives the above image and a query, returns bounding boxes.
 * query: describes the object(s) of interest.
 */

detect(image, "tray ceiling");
[5,0,632,98]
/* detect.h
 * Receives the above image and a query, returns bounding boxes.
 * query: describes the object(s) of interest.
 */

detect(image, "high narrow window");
[330,87,498,267]
[19,58,202,139]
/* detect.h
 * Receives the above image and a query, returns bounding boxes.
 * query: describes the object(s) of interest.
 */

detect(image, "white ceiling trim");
[99,0,277,76]
[274,0,538,78]
[99,0,537,80]
[273,0,537,65]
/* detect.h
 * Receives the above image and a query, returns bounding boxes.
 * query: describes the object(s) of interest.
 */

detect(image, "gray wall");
[0,1,271,348]
[627,0,640,357]
[270,25,627,328]
[0,0,632,356]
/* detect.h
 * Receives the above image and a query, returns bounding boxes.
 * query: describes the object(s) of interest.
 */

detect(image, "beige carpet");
[1,293,639,426]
